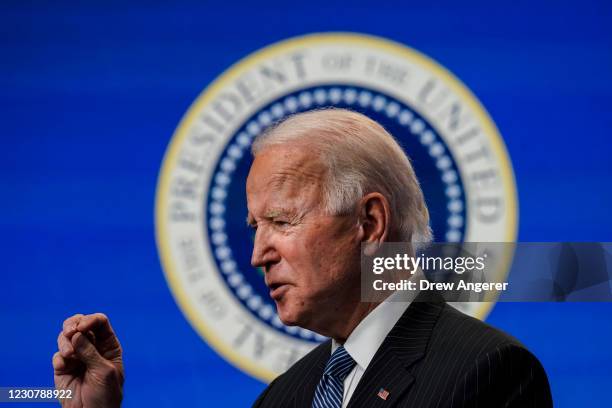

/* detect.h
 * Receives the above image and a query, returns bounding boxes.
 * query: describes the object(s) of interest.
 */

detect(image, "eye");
[273,220,290,228]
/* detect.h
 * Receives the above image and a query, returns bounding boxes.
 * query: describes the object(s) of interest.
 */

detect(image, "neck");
[324,300,381,344]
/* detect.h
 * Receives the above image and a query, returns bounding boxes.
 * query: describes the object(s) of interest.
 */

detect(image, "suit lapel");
[346,354,416,408]
[292,340,330,408]
[346,293,445,408]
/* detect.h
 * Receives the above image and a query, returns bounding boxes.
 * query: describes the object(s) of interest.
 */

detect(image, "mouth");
[269,283,290,300]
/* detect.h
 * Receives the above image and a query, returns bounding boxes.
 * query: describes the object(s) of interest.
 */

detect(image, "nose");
[250,226,280,270]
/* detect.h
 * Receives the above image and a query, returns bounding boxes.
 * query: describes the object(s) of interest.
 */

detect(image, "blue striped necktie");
[312,346,356,408]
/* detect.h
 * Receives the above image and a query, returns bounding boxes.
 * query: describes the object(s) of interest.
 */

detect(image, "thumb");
[71,331,104,368]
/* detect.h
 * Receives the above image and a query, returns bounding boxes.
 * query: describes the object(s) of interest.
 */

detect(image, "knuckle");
[95,312,109,322]
[57,333,71,352]
[63,314,83,328]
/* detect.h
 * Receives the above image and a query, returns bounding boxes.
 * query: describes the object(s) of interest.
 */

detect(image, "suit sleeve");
[450,343,553,407]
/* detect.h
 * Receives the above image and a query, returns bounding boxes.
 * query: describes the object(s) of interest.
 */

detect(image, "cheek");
[280,222,359,286]
[277,238,317,280]
[324,235,361,278]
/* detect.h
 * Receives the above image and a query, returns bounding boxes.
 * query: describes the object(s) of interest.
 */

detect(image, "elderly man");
[54,109,552,407]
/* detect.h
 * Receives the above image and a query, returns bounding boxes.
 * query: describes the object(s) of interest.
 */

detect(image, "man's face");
[246,145,362,333]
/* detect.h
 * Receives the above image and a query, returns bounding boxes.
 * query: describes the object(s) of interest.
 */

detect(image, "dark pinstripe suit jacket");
[253,294,552,407]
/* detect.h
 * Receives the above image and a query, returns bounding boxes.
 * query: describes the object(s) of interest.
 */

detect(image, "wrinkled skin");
[246,145,389,340]
[53,313,123,408]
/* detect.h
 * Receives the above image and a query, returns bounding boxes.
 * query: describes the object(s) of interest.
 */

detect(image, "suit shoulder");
[253,339,330,407]
[431,303,525,356]
[280,338,330,380]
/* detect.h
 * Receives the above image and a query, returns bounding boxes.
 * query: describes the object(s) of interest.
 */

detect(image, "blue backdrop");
[1,1,611,406]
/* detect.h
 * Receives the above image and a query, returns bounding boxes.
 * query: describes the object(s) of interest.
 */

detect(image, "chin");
[276,309,300,327]
[275,303,306,328]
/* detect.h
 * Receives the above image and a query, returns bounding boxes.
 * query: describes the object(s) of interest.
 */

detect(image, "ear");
[358,192,391,253]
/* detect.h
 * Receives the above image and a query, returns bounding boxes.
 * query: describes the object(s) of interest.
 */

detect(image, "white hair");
[251,108,433,247]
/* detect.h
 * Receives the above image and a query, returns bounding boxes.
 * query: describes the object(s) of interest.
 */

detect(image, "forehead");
[246,145,326,210]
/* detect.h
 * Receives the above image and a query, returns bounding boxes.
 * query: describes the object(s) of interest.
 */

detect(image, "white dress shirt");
[331,289,418,407]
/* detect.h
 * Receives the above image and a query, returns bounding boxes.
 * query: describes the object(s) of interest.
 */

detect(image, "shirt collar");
[331,289,418,370]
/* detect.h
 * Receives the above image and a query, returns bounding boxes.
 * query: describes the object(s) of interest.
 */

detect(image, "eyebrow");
[246,208,294,226]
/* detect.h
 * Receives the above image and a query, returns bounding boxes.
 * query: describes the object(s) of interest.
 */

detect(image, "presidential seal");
[155,33,518,382]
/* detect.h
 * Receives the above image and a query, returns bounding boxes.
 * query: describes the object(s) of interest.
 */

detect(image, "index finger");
[62,314,84,337]
[75,313,118,344]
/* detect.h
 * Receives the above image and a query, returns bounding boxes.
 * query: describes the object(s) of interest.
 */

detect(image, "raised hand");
[53,313,124,408]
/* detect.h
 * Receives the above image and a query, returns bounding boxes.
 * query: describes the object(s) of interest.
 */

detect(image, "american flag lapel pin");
[377,387,390,401]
